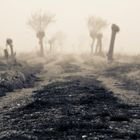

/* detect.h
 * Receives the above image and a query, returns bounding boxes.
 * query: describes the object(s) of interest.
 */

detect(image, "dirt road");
[0,54,140,140]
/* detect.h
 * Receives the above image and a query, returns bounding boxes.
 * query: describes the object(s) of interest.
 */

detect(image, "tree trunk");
[91,39,95,55]
[9,44,14,56]
[98,38,102,54]
[50,43,53,52]
[4,49,9,61]
[107,30,116,62]
[95,41,99,54]
[39,38,44,56]
[107,24,120,62]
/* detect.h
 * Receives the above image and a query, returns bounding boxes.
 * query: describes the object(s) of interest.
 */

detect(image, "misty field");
[0,1,140,139]
[0,53,140,140]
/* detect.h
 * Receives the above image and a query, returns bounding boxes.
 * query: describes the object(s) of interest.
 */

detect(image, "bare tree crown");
[88,16,107,38]
[28,12,55,33]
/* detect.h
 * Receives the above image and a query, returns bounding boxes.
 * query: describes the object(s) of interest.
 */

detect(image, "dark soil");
[0,75,140,140]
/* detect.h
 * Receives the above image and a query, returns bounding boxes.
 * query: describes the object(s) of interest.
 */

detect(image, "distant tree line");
[0,11,120,64]
[27,11,120,62]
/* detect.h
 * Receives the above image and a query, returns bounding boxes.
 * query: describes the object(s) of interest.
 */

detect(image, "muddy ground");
[0,54,140,140]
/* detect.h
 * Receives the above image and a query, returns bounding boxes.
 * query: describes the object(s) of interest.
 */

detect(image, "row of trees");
[28,12,120,62]
[87,16,120,62]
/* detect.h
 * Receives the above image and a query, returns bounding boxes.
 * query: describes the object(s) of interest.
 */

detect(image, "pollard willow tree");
[87,16,107,55]
[28,12,55,56]
[6,38,14,57]
[107,24,120,63]
[5,38,17,64]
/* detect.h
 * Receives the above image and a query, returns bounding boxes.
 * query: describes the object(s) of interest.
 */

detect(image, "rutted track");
[0,55,140,140]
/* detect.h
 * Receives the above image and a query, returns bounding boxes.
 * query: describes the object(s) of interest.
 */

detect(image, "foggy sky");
[0,0,140,55]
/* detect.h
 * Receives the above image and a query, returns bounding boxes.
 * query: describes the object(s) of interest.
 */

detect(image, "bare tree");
[48,32,66,53]
[87,16,107,55]
[28,11,55,56]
